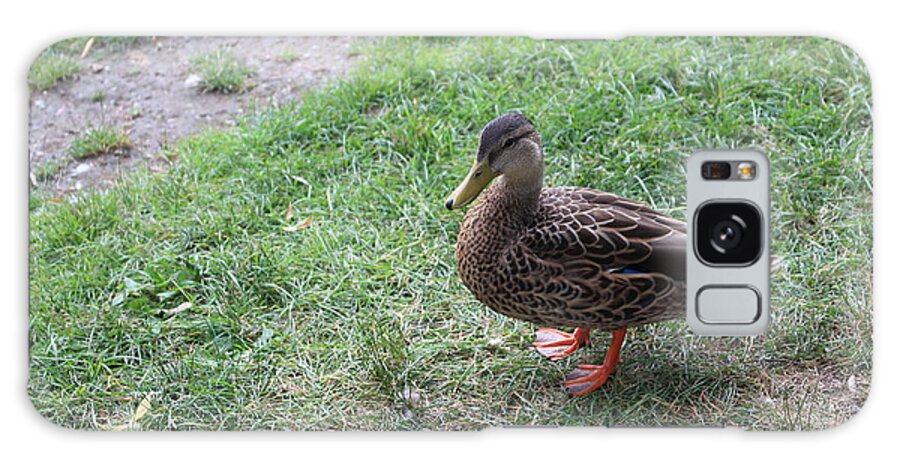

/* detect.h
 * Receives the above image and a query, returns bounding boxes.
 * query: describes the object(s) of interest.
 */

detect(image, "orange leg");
[563,328,627,397]
[532,327,591,360]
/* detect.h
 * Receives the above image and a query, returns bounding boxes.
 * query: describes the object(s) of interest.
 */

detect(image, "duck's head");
[445,112,543,210]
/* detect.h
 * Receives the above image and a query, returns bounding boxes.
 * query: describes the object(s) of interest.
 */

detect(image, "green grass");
[32,157,69,182]
[276,50,299,63]
[29,37,872,430]
[69,126,131,159]
[190,49,254,93]
[29,52,80,91]
[46,36,145,57]
[29,37,145,91]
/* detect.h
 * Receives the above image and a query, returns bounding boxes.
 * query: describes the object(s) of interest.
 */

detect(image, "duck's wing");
[502,188,685,326]
[523,188,685,278]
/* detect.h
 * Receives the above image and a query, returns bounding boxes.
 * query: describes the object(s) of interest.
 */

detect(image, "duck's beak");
[445,158,498,210]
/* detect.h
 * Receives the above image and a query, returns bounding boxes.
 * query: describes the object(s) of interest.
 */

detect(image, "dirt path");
[29,36,362,196]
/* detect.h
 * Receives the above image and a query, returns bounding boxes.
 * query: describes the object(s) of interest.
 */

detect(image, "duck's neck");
[496,164,543,212]
[456,167,543,294]
[482,134,545,218]
[478,168,543,231]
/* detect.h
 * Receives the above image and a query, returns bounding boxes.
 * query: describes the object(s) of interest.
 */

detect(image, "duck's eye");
[474,170,483,178]
[503,138,516,149]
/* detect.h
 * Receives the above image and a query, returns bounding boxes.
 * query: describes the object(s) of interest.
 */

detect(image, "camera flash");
[737,162,756,180]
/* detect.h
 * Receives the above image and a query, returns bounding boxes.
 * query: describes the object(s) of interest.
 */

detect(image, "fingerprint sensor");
[696,286,761,324]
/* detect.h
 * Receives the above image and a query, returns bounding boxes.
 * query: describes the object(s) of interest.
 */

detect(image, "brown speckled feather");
[456,184,685,330]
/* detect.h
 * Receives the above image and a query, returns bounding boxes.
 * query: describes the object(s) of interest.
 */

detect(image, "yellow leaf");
[132,396,152,423]
[283,217,313,232]
[285,203,294,221]
[80,37,95,59]
[160,301,192,316]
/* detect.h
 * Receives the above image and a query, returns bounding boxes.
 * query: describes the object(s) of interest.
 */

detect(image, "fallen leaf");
[131,395,152,425]
[124,277,142,292]
[285,203,294,221]
[283,217,313,232]
[100,423,127,431]
[254,328,274,348]
[160,301,192,316]
[80,37,95,59]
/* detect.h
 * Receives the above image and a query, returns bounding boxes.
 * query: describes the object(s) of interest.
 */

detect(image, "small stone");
[184,74,203,88]
[91,63,105,73]
[72,163,92,176]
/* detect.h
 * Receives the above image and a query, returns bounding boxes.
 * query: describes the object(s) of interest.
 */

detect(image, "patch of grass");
[32,158,70,182]
[30,37,145,91]
[69,126,131,159]
[129,103,143,119]
[47,36,144,57]
[29,52,80,91]
[29,37,871,430]
[276,50,299,63]
[190,49,254,93]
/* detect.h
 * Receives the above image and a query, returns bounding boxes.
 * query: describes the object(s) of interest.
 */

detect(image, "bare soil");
[29,36,362,196]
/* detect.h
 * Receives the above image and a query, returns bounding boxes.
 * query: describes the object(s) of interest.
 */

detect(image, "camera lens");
[710,218,743,251]
[701,161,732,180]
[695,202,762,265]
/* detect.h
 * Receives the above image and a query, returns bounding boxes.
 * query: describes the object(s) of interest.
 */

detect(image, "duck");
[445,113,686,396]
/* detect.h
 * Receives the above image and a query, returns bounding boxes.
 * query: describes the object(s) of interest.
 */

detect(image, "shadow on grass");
[492,338,761,428]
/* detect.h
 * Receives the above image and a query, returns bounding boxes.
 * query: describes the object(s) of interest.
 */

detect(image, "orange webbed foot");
[563,364,615,396]
[562,328,627,397]
[532,327,591,360]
